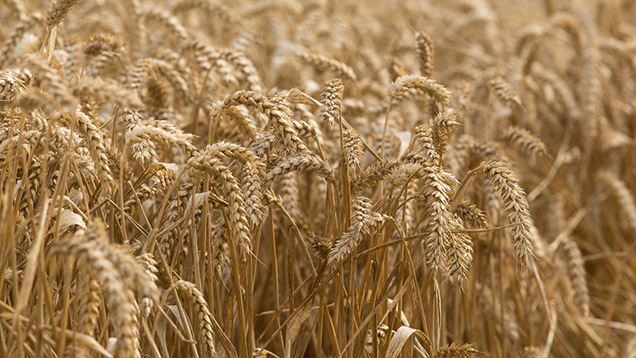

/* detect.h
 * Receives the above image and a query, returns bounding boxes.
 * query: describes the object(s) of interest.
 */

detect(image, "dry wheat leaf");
[385,326,428,358]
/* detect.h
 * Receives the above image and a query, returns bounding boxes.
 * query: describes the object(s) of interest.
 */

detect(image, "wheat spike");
[454,201,489,229]
[482,160,534,267]
[320,78,344,127]
[174,280,217,358]
[415,32,435,77]
[54,221,141,358]
[265,155,334,186]
[212,90,310,154]
[423,166,456,273]
[188,155,252,255]
[46,0,80,27]
[297,51,357,81]
[327,197,388,269]
[389,75,451,106]
[598,171,636,234]
[489,76,522,108]
[562,239,590,316]
[501,126,547,157]
[434,342,478,358]
[343,128,364,167]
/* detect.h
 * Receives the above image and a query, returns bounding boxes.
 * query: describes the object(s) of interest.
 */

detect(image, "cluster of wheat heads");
[2,0,636,357]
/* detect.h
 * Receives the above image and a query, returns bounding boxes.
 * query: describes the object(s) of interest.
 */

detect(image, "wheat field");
[1,0,635,357]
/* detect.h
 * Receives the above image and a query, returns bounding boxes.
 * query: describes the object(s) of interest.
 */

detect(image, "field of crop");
[1,0,636,357]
